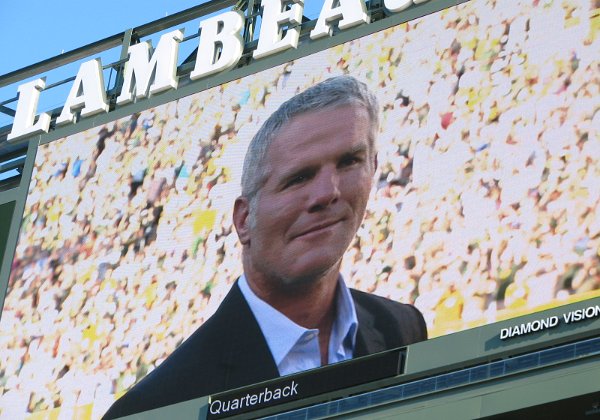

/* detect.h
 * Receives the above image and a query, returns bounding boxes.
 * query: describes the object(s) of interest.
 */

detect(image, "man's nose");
[307,168,340,212]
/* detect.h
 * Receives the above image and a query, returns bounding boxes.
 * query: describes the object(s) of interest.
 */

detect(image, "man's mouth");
[293,219,343,239]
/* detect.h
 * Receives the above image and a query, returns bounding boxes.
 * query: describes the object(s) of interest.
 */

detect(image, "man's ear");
[233,196,251,245]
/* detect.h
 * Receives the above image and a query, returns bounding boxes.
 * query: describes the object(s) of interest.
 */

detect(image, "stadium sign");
[7,0,431,142]
[500,304,600,340]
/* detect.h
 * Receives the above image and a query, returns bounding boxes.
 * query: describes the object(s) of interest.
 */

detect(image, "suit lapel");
[353,291,387,357]
[216,282,280,389]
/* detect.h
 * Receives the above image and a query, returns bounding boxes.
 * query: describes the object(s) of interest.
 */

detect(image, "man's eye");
[340,156,362,167]
[284,174,308,188]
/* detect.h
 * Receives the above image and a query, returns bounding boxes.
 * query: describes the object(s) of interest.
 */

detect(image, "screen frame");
[1,0,599,417]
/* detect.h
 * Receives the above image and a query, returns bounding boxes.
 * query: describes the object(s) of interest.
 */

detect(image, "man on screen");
[104,75,427,418]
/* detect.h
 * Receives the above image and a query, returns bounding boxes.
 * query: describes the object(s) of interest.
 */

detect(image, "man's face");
[234,104,377,288]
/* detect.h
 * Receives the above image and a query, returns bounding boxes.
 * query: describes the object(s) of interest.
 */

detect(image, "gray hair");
[241,75,379,206]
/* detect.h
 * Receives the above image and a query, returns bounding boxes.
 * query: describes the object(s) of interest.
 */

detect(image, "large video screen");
[1,0,599,417]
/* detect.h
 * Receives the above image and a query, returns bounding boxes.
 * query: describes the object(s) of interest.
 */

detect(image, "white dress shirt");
[238,274,358,376]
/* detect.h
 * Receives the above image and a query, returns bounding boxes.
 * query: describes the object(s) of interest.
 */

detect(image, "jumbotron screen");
[1,0,599,418]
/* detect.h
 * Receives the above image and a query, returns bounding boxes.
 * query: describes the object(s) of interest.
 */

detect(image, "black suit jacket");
[103,282,427,419]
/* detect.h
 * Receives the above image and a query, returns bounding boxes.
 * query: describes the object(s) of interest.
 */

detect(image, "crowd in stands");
[1,0,598,417]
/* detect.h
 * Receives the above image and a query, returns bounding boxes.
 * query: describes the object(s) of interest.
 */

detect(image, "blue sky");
[0,0,210,75]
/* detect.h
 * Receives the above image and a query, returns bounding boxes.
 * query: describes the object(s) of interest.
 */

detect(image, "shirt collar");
[238,274,358,368]
[330,275,359,360]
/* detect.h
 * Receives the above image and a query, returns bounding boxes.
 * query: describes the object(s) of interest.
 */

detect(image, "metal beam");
[133,0,238,39]
[0,105,15,118]
[0,33,124,88]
